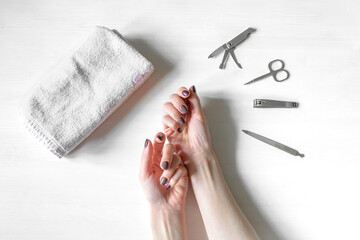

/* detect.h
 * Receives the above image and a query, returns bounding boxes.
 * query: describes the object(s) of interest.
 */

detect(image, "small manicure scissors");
[244,59,290,85]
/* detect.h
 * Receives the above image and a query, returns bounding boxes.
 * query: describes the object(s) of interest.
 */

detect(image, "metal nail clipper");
[253,99,299,108]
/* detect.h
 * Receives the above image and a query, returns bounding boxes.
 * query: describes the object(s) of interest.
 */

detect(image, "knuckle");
[162,102,171,110]
[169,93,178,101]
[180,165,187,174]
[162,115,168,122]
[170,121,178,130]
[177,167,184,175]
[178,87,186,92]
[165,143,175,152]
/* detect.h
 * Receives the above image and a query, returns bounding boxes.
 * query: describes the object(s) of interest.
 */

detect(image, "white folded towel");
[20,26,154,158]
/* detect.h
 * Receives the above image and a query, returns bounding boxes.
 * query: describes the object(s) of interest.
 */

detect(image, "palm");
[143,164,188,211]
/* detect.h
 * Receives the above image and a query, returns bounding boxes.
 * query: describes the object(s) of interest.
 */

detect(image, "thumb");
[188,85,204,119]
[139,139,153,183]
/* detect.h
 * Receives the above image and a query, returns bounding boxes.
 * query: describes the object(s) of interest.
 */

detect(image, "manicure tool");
[253,99,298,108]
[242,130,305,158]
[208,28,256,69]
[244,59,290,85]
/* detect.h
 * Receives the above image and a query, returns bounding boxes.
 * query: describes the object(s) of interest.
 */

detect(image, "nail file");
[242,130,305,158]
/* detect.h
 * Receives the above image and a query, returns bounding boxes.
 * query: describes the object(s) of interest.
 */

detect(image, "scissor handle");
[268,59,290,82]
[273,69,290,82]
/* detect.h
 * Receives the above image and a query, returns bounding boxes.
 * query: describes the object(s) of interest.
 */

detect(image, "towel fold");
[20,26,154,158]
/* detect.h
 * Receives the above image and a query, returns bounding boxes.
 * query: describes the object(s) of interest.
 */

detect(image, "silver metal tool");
[208,28,256,69]
[253,99,299,108]
[244,59,290,85]
[242,130,305,158]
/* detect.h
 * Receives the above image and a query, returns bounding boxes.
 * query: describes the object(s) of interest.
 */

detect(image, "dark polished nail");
[160,177,168,185]
[144,139,149,148]
[157,135,164,141]
[179,117,185,125]
[192,85,196,93]
[180,105,188,114]
[165,184,171,190]
[177,127,182,133]
[182,90,190,97]
[162,161,169,170]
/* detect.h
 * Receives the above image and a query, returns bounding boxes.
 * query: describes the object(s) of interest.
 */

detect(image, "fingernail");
[160,177,168,185]
[180,105,188,114]
[179,117,185,125]
[157,134,164,141]
[165,184,171,190]
[182,90,189,97]
[144,139,149,148]
[192,85,196,93]
[177,127,182,133]
[162,161,169,170]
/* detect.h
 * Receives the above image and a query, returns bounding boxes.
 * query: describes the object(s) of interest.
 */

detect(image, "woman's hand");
[140,132,189,240]
[139,132,188,212]
[161,88,259,240]
[162,86,213,175]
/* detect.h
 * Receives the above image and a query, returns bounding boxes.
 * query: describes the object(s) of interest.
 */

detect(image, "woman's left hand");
[139,132,189,212]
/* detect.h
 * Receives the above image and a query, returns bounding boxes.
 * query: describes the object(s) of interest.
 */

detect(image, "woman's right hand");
[162,87,260,240]
[162,86,213,175]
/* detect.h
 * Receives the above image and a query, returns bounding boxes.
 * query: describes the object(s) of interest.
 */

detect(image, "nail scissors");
[244,59,290,85]
[208,28,256,69]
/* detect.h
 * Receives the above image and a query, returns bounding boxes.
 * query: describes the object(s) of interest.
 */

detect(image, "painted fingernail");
[177,127,182,133]
[144,139,149,148]
[179,117,185,125]
[180,105,188,114]
[192,85,196,93]
[157,134,164,141]
[165,184,171,190]
[162,161,169,170]
[182,90,189,97]
[160,177,168,185]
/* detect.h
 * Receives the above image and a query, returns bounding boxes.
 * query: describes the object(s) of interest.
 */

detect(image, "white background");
[1,0,360,239]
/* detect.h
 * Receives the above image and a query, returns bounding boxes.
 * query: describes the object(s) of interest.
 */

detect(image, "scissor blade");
[227,28,256,48]
[208,44,227,58]
[244,72,272,85]
[242,130,305,157]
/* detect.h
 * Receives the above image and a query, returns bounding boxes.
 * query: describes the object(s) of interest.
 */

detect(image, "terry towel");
[20,26,154,158]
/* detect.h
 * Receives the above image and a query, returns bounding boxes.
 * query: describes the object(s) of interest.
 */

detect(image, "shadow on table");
[67,34,173,158]
[201,97,284,240]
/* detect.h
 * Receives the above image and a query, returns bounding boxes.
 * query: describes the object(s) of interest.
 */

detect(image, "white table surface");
[1,0,360,239]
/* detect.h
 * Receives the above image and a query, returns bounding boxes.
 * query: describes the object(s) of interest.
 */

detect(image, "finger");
[163,102,186,127]
[188,85,204,118]
[160,153,181,186]
[152,132,166,165]
[177,87,190,99]
[160,144,175,171]
[139,139,153,182]
[153,132,165,155]
[165,165,188,190]
[169,94,189,115]
[164,127,175,137]
[162,114,180,134]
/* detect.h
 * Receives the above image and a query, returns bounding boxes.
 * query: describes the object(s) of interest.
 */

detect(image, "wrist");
[188,149,221,184]
[150,206,185,218]
[150,207,187,240]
